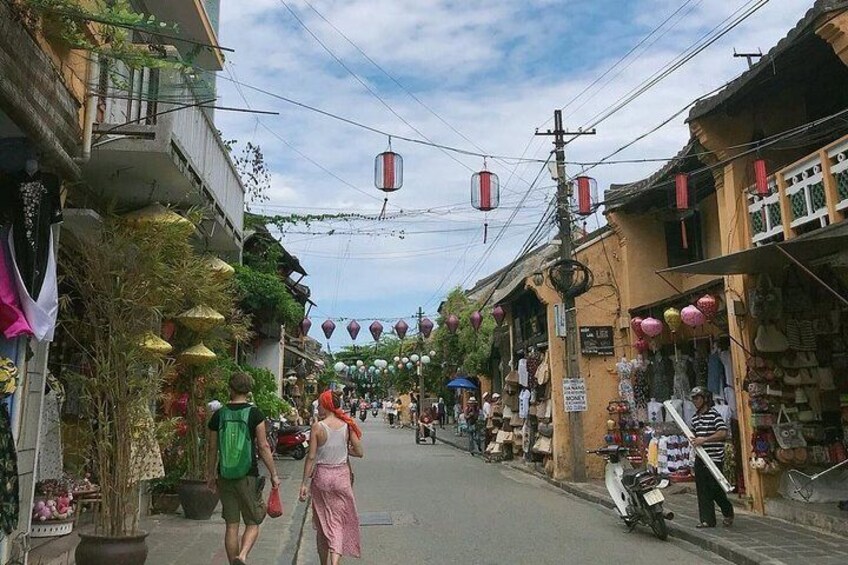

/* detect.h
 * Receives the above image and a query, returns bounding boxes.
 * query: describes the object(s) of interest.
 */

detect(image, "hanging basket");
[139,333,173,356]
[176,305,225,334]
[179,343,217,365]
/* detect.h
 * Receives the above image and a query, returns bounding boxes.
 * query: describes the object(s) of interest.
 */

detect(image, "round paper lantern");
[356,360,364,368]
[394,320,409,340]
[664,308,682,333]
[406,362,413,370]
[300,317,312,336]
[470,311,483,332]
[634,338,649,354]
[402,357,409,364]
[333,361,347,374]
[471,169,500,211]
[492,305,505,325]
[445,314,460,334]
[321,319,336,339]
[681,305,706,328]
[393,356,400,363]
[640,317,663,338]
[421,355,431,365]
[419,317,434,338]
[696,294,718,320]
[630,316,645,339]
[347,320,361,340]
[410,354,420,363]
[369,321,383,342]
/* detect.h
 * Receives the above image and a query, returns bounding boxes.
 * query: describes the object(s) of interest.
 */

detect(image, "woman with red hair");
[299,390,363,564]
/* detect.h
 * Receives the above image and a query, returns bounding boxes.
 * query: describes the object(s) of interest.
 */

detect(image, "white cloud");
[215,0,816,345]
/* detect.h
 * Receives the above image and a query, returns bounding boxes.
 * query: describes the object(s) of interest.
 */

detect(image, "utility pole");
[536,110,594,482]
[417,306,425,405]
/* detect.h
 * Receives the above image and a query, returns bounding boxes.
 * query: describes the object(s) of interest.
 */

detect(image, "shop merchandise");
[518,388,531,419]
[0,231,32,339]
[0,401,19,535]
[9,228,59,342]
[672,354,693,400]
[707,348,725,397]
[518,358,529,387]
[616,358,635,411]
[37,384,63,481]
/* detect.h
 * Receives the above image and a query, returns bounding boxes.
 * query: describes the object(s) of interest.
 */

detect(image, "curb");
[280,496,310,565]
[438,434,762,565]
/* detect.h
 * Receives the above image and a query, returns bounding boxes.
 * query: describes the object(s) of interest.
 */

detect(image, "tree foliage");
[432,287,496,379]
[233,264,303,330]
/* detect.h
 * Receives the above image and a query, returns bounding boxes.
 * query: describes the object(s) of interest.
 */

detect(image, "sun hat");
[469,397,478,403]
[492,393,501,399]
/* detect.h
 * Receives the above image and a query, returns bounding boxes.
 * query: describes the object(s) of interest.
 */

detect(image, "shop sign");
[553,303,568,337]
[579,326,614,356]
[563,377,587,412]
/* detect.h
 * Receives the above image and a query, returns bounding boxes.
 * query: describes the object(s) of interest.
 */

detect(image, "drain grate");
[359,512,393,526]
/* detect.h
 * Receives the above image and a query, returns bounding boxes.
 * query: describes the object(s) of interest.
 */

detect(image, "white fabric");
[37,390,63,480]
[518,389,531,419]
[714,401,731,427]
[482,401,492,418]
[518,359,529,387]
[315,422,349,466]
[9,227,58,342]
[719,350,734,388]
[665,399,683,423]
[723,386,737,419]
[682,400,696,425]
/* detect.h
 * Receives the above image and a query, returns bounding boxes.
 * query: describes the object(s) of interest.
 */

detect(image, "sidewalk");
[437,434,848,565]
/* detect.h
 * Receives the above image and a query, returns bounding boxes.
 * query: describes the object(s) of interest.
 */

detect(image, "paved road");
[295,418,728,565]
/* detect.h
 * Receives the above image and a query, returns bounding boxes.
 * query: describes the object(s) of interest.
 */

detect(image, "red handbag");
[267,486,283,518]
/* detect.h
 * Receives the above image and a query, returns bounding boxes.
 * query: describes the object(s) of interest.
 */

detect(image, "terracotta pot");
[177,479,219,520]
[151,493,181,515]
[75,532,148,565]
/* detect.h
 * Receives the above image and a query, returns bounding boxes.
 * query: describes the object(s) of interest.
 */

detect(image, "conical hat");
[177,305,225,333]
[139,332,173,356]
[179,342,217,365]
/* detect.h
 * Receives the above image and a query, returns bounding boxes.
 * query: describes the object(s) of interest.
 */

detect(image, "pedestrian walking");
[206,372,280,565]
[387,399,398,427]
[481,392,492,420]
[465,397,481,454]
[300,390,364,564]
[453,402,462,433]
[689,386,734,529]
[437,397,446,429]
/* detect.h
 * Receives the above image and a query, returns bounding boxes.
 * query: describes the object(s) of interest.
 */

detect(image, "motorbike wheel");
[291,445,307,460]
[648,510,668,541]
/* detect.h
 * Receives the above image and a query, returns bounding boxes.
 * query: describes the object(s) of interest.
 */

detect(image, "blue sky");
[215,0,813,350]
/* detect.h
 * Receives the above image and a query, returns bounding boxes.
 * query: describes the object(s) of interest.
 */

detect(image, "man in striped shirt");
[690,386,734,528]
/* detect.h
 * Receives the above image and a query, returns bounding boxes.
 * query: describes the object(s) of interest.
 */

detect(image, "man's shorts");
[218,476,266,525]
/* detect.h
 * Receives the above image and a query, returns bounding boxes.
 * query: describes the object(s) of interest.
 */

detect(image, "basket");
[30,518,74,538]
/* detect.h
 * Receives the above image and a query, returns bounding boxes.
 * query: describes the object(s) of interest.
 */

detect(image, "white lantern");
[421,355,431,365]
[333,362,347,374]
[410,354,420,363]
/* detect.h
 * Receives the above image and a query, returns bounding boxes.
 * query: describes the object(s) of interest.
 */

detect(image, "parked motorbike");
[588,445,672,540]
[274,421,309,460]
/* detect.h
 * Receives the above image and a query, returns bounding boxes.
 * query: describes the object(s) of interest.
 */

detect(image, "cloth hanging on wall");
[518,388,531,419]
[0,171,62,297]
[37,388,63,481]
[0,228,32,339]
[517,359,528,387]
[9,227,58,341]
[0,402,19,535]
[707,352,724,397]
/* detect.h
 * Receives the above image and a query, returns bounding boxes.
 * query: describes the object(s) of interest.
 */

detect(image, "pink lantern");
[369,321,383,342]
[445,314,460,334]
[640,317,663,338]
[575,176,598,216]
[347,320,361,341]
[634,339,649,354]
[630,316,645,339]
[299,317,312,336]
[696,294,718,320]
[375,142,403,192]
[321,319,336,340]
[471,168,499,212]
[394,320,409,340]
[419,318,434,338]
[470,311,483,332]
[681,305,705,328]
[492,305,505,326]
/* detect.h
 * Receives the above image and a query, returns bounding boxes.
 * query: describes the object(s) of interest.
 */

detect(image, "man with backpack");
[207,372,280,565]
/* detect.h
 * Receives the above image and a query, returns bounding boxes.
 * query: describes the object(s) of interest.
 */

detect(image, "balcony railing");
[746,133,848,246]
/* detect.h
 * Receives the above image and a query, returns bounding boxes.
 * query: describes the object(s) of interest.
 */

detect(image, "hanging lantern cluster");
[630,294,720,353]
[574,176,598,216]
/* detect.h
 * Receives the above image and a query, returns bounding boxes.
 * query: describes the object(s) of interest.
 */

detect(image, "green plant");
[233,264,303,329]
[433,287,496,378]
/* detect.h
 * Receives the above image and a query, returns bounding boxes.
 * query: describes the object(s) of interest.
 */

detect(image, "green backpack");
[217,406,253,479]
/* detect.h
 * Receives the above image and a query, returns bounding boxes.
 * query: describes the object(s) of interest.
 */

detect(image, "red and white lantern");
[675,173,690,211]
[375,145,403,192]
[574,176,598,216]
[471,168,499,212]
[753,159,769,197]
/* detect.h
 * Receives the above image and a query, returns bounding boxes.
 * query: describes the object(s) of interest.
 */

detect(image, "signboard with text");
[579,326,615,356]
[563,378,587,412]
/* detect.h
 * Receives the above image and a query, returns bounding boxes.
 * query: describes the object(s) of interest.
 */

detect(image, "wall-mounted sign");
[579,326,615,356]
[553,303,568,337]
[563,378,587,412]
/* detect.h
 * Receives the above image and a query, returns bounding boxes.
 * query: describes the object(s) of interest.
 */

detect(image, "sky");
[214,0,814,350]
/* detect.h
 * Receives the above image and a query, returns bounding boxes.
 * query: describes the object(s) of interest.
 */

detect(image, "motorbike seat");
[621,469,651,489]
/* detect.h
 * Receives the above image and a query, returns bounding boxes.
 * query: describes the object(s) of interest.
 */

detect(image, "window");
[665,212,704,267]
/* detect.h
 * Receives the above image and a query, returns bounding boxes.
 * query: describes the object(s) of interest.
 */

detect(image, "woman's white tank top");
[315,421,348,465]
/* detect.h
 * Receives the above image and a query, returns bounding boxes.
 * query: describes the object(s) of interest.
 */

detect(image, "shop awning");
[658,222,848,276]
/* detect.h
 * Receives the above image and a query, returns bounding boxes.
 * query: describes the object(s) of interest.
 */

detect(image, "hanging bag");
[772,406,806,449]
[267,486,283,518]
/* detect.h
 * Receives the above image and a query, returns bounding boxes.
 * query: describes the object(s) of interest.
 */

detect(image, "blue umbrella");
[446,377,478,390]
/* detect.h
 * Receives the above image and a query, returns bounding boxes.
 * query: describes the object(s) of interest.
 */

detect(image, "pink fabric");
[0,238,32,339]
[311,464,361,559]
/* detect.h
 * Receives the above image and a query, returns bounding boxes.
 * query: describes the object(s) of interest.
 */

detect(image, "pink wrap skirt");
[311,463,361,558]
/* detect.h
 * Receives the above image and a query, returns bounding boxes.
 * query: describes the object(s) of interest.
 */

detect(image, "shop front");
[661,222,848,517]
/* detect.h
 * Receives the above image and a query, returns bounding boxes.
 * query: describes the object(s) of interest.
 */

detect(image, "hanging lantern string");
[379,198,389,220]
